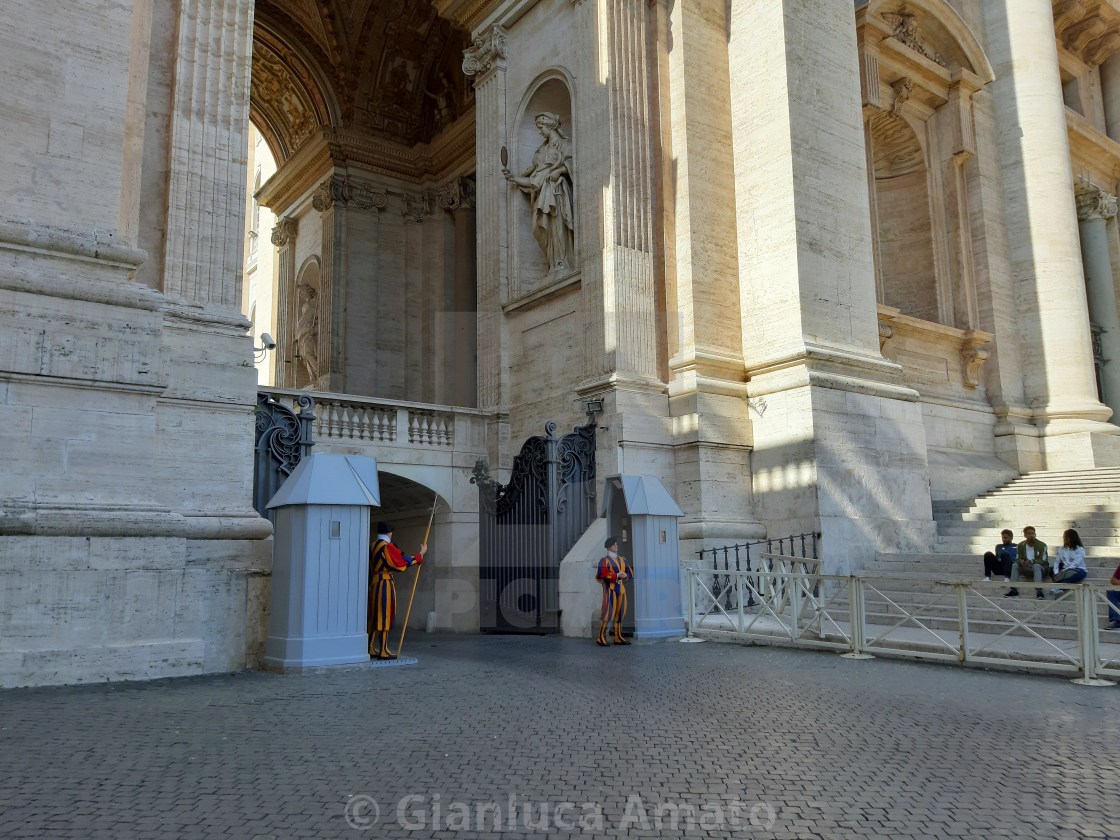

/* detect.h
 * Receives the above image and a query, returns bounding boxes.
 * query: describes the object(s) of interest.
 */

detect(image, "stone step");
[874,556,1120,573]
[934,511,1119,524]
[934,527,1120,542]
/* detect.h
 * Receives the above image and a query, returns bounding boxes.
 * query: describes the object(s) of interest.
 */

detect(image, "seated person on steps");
[982,529,1016,583]
[1006,525,1049,599]
[1051,528,1087,597]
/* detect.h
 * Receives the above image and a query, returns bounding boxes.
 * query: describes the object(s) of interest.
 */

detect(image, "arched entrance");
[245,1,478,407]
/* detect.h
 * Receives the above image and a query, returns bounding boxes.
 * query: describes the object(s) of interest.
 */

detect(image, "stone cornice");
[434,0,508,32]
[256,107,476,215]
[1065,107,1120,182]
[1053,0,1120,67]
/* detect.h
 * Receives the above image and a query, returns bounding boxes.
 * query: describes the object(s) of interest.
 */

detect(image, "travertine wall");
[0,0,271,687]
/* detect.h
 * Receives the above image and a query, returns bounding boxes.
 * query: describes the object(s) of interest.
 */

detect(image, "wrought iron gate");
[253,392,315,521]
[472,414,597,633]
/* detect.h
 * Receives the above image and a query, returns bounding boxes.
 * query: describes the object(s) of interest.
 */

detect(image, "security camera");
[260,332,277,351]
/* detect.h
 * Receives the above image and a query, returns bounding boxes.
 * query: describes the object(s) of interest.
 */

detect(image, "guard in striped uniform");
[596,535,634,646]
[368,521,426,659]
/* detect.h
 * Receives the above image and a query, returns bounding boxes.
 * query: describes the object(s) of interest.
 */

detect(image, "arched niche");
[292,257,321,390]
[858,0,997,391]
[510,74,576,295]
[869,111,939,323]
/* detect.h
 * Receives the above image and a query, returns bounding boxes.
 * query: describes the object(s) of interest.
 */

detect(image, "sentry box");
[600,474,686,639]
[264,454,380,671]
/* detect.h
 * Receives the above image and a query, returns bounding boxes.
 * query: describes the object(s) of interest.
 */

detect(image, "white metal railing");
[685,557,1120,685]
[262,387,487,451]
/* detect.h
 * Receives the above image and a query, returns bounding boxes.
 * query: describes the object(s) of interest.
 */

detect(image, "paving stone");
[0,635,1117,838]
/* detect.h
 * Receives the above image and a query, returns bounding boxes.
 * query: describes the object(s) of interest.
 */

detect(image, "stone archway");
[245,1,479,406]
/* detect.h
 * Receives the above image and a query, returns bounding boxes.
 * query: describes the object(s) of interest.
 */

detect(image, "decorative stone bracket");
[959,335,991,389]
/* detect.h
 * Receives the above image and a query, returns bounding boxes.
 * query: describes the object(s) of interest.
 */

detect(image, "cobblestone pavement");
[1,634,1118,839]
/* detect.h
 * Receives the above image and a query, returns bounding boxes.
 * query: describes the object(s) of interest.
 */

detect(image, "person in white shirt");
[1051,528,1087,596]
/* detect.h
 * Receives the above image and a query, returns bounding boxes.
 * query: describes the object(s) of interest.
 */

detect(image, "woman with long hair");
[1052,528,1087,595]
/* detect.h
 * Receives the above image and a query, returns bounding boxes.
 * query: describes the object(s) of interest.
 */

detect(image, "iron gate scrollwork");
[253,392,316,521]
[473,414,597,633]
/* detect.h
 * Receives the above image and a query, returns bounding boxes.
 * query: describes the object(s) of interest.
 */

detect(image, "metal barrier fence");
[685,556,1120,686]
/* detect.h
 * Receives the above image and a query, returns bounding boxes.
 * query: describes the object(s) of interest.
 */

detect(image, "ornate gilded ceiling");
[251,0,472,163]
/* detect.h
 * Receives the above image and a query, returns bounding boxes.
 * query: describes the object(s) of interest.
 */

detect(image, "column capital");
[311,175,349,212]
[1076,184,1119,222]
[438,175,476,212]
[462,25,507,79]
[270,216,297,247]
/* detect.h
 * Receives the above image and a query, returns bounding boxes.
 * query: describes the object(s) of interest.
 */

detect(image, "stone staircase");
[853,469,1120,644]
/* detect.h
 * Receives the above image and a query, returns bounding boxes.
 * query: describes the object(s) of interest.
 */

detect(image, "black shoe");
[1005,589,1019,597]
[1036,590,1045,599]
[596,640,608,647]
[616,639,632,646]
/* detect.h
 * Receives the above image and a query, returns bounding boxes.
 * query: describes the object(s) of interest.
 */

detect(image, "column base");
[1038,421,1120,469]
[748,358,935,575]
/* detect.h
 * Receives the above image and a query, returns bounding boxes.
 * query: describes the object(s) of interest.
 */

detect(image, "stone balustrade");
[261,388,487,458]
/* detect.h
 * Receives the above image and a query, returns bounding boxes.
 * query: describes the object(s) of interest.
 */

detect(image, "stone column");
[463,25,510,462]
[728,0,934,572]
[439,176,478,409]
[661,0,760,546]
[982,0,1117,462]
[1077,185,1120,414]
[271,216,297,387]
[311,174,350,393]
[1103,52,1120,141]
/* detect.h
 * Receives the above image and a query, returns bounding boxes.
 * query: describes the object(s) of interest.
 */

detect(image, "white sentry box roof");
[266,453,381,509]
[600,474,684,517]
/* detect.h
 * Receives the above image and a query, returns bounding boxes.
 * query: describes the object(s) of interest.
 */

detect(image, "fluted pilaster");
[464,25,508,413]
[163,0,255,310]
[594,0,660,383]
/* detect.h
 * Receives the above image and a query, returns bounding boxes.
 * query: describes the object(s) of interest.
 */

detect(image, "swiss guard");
[368,521,426,659]
[596,535,634,646]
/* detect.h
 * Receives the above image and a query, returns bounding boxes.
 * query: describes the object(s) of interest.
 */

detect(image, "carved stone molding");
[960,342,991,389]
[350,181,389,212]
[438,175,477,212]
[402,191,436,223]
[1076,184,1119,222]
[462,25,508,78]
[882,10,946,67]
[311,175,349,212]
[890,77,913,116]
[311,175,387,213]
[271,216,298,247]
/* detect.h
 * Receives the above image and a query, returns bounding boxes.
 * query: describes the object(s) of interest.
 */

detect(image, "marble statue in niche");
[294,282,319,384]
[502,111,574,278]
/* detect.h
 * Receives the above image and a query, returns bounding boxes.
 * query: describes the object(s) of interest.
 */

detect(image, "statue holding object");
[502,112,575,278]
